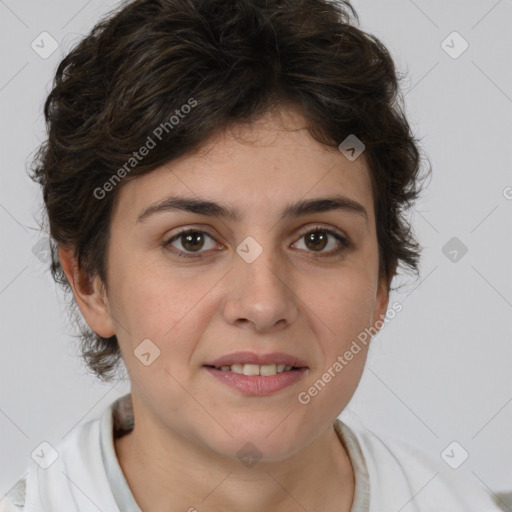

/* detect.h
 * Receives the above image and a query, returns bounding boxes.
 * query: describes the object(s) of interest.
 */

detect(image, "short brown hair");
[30,0,428,381]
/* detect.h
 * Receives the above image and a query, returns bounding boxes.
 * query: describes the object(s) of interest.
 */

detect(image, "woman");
[4,0,503,510]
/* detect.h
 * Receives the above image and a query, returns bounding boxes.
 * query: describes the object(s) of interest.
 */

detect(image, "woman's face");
[92,107,389,460]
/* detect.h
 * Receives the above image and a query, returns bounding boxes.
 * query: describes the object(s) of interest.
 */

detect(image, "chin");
[202,422,309,464]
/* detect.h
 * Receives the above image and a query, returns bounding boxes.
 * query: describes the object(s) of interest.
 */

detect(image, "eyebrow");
[136,194,368,224]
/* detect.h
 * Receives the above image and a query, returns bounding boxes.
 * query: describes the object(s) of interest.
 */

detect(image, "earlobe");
[58,246,116,338]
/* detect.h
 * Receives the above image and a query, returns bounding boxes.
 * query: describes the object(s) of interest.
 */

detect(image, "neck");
[114,400,355,512]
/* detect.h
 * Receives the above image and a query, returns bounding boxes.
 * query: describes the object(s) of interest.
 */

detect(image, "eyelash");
[163,226,351,259]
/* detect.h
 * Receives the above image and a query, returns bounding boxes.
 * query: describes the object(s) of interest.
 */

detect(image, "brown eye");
[304,231,328,251]
[164,230,218,258]
[181,231,205,252]
[293,227,350,256]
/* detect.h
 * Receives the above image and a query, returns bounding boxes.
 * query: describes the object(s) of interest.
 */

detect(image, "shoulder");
[2,396,120,511]
[335,418,506,511]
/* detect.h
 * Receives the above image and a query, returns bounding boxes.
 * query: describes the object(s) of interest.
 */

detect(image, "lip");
[203,351,309,396]
[205,351,309,368]
[204,367,308,396]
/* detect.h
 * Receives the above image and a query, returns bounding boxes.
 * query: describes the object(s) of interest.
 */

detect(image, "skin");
[60,105,390,512]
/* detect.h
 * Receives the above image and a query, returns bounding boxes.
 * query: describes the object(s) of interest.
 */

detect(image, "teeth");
[217,363,296,375]
[260,364,277,376]
[243,364,260,376]
[230,364,244,374]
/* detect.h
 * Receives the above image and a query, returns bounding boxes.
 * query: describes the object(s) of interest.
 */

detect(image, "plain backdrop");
[1,0,511,503]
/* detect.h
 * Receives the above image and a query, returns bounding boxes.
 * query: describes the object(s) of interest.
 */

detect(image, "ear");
[371,272,391,334]
[59,246,116,338]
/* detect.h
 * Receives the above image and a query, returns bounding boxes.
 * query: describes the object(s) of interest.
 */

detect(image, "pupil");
[183,232,203,251]
[306,231,327,251]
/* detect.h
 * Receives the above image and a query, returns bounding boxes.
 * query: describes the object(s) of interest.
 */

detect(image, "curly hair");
[30,0,428,382]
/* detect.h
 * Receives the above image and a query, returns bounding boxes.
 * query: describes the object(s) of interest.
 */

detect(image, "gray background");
[1,0,511,504]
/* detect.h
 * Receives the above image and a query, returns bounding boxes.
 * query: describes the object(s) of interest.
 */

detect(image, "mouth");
[203,351,309,395]
[203,363,303,376]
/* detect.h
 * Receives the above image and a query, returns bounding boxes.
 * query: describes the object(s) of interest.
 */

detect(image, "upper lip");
[205,351,309,368]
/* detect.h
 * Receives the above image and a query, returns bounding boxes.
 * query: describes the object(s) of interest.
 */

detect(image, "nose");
[221,244,299,333]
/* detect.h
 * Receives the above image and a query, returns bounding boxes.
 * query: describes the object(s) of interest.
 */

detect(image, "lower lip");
[204,367,307,395]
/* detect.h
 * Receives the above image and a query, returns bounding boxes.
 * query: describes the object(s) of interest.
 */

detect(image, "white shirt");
[0,394,505,511]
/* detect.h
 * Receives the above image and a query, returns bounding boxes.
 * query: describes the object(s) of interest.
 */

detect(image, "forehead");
[112,107,374,226]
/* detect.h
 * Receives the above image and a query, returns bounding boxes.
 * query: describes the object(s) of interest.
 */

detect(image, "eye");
[163,229,220,258]
[292,227,351,256]
[163,226,351,259]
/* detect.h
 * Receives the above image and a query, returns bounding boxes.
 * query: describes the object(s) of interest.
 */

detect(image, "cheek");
[315,270,377,345]
[300,274,376,416]
[107,256,217,359]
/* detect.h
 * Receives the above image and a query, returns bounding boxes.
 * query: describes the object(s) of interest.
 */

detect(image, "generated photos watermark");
[93,97,198,200]
[297,301,403,405]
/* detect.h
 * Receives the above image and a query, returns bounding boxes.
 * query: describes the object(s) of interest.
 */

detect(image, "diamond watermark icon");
[32,237,51,264]
[338,134,365,161]
[31,32,58,59]
[441,31,469,59]
[237,442,262,468]
[31,441,59,469]
[442,237,468,263]
[236,236,263,264]
[134,338,161,366]
[441,441,469,469]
